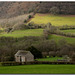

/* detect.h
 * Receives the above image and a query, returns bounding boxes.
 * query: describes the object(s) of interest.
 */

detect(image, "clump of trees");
[27,21,45,29]
[58,25,75,30]
[26,46,42,59]
[12,22,28,31]
[44,23,75,37]
[0,35,75,62]
[28,15,32,19]
[49,7,60,15]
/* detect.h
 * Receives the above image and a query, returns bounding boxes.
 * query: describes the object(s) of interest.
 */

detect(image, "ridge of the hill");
[0,2,75,19]
[0,2,38,19]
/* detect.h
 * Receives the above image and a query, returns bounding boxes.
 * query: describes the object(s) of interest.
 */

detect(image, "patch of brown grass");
[0,12,34,29]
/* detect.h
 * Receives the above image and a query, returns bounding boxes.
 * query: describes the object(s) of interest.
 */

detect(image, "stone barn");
[15,50,34,62]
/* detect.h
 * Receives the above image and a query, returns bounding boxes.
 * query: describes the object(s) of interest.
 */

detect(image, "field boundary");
[52,34,75,38]
[1,61,75,66]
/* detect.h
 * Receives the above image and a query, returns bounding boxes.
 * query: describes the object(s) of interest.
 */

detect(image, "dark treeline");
[0,35,75,62]
[0,36,46,61]
[57,25,75,30]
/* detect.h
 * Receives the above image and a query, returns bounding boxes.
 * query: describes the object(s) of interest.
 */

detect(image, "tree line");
[0,35,75,62]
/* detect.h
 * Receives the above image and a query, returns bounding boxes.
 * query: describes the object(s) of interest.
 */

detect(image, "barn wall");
[15,56,20,62]
[25,52,34,62]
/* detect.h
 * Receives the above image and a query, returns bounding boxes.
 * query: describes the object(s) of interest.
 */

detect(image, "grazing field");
[0,29,43,38]
[36,57,63,61]
[61,29,75,34]
[0,29,75,44]
[29,13,75,26]
[49,34,75,44]
[0,64,75,74]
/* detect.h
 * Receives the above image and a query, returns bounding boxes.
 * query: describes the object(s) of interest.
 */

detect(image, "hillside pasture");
[0,64,75,74]
[0,29,75,44]
[29,13,75,26]
[49,34,75,44]
[0,29,43,38]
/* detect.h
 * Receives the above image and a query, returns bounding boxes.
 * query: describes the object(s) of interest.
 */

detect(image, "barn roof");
[15,50,30,56]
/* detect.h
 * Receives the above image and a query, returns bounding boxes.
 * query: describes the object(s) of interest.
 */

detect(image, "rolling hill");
[0,2,75,19]
[0,2,75,44]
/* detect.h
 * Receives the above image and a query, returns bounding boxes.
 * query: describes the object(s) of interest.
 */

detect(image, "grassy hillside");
[29,13,75,26]
[0,29,75,44]
[0,13,75,43]
[0,65,75,74]
[0,29,43,38]
[61,29,75,34]
[49,34,75,44]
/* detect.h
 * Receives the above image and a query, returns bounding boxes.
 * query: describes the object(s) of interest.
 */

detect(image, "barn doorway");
[20,56,22,62]
[21,56,25,62]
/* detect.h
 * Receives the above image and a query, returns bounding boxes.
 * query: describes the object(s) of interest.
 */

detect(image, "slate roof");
[15,50,30,56]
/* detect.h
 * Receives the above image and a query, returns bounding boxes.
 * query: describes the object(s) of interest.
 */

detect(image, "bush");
[5,28,12,33]
[27,22,42,29]
[12,22,28,31]
[46,56,49,58]
[24,20,27,23]
[50,7,60,15]
[26,46,42,59]
[28,22,34,26]
[28,15,32,19]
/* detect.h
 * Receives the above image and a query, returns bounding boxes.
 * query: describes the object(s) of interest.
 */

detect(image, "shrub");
[28,22,34,26]
[46,56,49,58]
[5,28,12,33]
[24,20,27,23]
[26,46,42,59]
[12,22,28,31]
[50,7,60,15]
[28,15,32,19]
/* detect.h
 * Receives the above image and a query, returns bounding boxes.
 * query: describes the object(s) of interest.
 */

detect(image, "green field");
[0,29,43,38]
[0,29,75,44]
[36,57,63,61]
[49,34,75,44]
[29,13,75,26]
[61,29,75,34]
[0,64,75,74]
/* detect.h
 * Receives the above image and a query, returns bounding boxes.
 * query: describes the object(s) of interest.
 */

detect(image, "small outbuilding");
[15,50,34,62]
